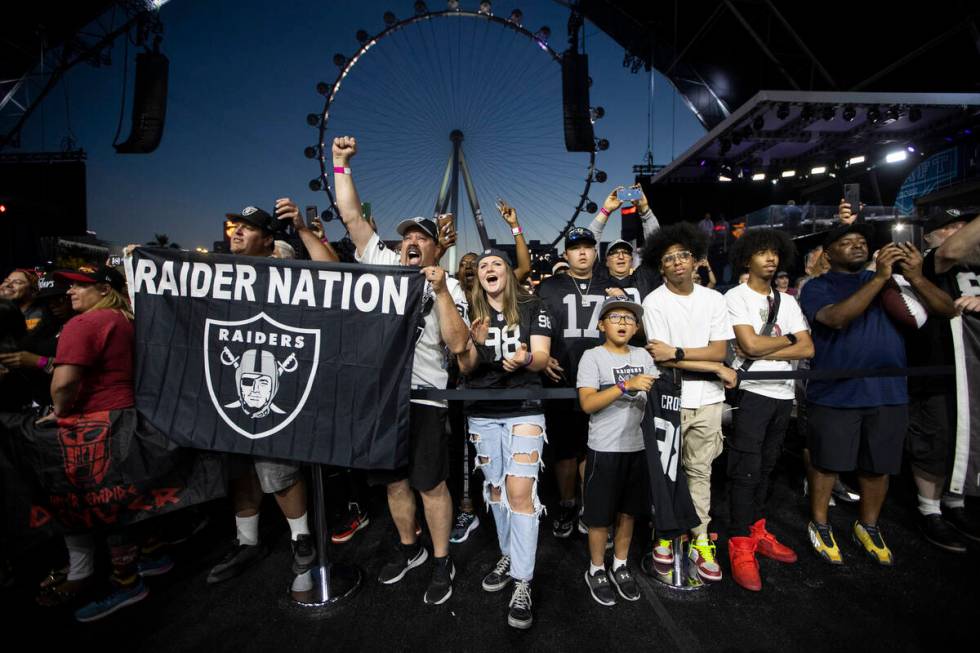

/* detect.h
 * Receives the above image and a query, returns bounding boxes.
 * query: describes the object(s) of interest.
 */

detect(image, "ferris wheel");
[303,1,607,258]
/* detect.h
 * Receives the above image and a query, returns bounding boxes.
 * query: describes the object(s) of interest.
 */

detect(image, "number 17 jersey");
[536,270,620,387]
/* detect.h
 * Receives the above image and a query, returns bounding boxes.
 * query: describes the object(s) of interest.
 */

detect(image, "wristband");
[785,333,798,345]
[599,207,610,217]
[522,352,534,367]
[511,226,523,236]
[36,356,49,369]
[333,166,351,174]
[616,381,627,394]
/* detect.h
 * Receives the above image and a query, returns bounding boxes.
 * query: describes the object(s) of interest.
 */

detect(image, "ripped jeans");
[468,414,546,582]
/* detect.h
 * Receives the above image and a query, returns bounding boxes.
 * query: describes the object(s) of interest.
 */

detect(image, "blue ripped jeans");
[467,414,546,582]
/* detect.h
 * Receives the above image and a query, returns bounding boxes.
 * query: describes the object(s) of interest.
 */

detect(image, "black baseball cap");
[564,227,596,249]
[606,239,634,257]
[34,272,71,299]
[55,265,125,292]
[225,206,279,233]
[475,248,512,267]
[598,295,644,320]
[924,206,979,234]
[396,216,439,239]
[822,222,874,249]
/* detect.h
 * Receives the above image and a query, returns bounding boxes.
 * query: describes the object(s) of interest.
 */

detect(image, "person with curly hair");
[724,228,814,591]
[640,223,736,583]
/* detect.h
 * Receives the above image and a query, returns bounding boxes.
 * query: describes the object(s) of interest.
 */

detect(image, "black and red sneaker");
[331,503,370,544]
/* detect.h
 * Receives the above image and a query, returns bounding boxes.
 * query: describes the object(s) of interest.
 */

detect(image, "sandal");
[38,566,69,591]
[36,576,95,607]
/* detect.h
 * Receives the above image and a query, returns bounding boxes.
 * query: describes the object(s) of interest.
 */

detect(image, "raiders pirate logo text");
[204,313,321,439]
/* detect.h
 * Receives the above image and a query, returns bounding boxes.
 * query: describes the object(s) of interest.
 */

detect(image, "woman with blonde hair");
[457,249,551,630]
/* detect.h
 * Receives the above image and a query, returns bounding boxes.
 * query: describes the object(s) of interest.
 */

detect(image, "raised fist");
[332,136,357,162]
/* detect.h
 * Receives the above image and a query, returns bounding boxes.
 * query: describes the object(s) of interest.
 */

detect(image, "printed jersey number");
[562,294,605,339]
[654,417,679,482]
[484,326,522,361]
[957,270,980,298]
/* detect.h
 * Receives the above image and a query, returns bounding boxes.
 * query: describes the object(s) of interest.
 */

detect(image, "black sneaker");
[482,555,512,592]
[378,543,428,585]
[920,514,967,553]
[609,564,640,601]
[206,540,268,585]
[449,511,480,544]
[423,556,455,605]
[552,505,576,539]
[944,506,980,543]
[832,479,860,503]
[584,568,616,606]
[291,534,316,574]
[507,579,533,629]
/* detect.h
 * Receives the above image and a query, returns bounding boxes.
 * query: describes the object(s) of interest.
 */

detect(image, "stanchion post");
[291,463,362,607]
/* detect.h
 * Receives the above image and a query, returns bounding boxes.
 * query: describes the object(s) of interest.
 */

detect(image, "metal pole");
[458,147,491,250]
[291,464,362,607]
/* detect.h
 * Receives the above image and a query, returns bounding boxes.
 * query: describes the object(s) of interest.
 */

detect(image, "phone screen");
[617,188,642,202]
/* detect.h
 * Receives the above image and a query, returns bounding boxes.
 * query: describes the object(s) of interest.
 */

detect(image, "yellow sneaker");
[807,521,843,565]
[852,521,894,566]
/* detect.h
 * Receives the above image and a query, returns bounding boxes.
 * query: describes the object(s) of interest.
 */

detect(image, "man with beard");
[904,208,980,551]
[800,224,952,566]
[537,227,625,537]
[333,136,470,605]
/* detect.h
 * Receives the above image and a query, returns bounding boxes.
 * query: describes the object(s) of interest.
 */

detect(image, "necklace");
[571,274,593,307]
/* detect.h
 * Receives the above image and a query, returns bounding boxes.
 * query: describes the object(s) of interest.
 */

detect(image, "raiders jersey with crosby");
[536,268,622,387]
[465,298,553,416]
[356,232,468,408]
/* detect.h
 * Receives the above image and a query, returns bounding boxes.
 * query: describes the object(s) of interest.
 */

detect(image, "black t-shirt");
[536,268,622,387]
[465,297,553,416]
[907,249,980,394]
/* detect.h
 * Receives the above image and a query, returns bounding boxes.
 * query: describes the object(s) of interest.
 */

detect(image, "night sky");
[16,0,704,252]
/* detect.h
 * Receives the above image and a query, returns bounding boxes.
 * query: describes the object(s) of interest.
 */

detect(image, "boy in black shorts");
[577,297,657,605]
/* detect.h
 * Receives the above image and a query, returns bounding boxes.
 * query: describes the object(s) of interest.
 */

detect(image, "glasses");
[604,313,637,325]
[661,250,693,265]
[608,249,631,258]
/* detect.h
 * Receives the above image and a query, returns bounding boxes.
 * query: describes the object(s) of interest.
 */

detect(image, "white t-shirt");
[356,233,468,407]
[641,284,733,409]
[725,284,809,400]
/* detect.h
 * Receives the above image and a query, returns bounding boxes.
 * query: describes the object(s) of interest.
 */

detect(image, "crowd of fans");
[1,134,979,629]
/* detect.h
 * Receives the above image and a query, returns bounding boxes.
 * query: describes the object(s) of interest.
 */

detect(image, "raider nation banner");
[130,248,424,468]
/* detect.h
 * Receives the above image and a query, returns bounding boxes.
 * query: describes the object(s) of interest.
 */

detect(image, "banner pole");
[291,464,361,608]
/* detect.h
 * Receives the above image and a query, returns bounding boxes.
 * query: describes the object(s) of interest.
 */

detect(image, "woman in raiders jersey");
[457,248,552,629]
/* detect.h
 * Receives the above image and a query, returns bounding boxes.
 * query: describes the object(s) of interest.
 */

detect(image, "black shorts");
[806,403,908,475]
[368,403,448,492]
[582,449,650,528]
[905,393,955,477]
[545,399,588,461]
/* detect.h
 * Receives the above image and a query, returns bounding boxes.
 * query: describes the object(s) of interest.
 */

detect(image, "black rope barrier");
[410,365,955,401]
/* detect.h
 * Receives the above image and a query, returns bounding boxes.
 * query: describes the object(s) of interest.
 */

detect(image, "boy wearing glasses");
[577,297,657,605]
[640,224,736,583]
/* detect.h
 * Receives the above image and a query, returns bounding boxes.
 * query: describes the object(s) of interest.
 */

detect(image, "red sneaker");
[750,519,797,563]
[727,536,761,592]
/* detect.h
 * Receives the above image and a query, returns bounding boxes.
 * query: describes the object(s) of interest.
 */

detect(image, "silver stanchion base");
[640,537,707,592]
[290,562,362,607]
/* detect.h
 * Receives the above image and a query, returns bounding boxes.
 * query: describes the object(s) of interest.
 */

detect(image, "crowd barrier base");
[291,464,362,608]
[641,537,707,592]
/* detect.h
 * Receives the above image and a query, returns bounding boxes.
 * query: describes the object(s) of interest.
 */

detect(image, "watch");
[674,347,685,361]
[785,333,798,345]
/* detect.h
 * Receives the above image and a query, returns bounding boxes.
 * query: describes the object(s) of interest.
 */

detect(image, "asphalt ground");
[3,446,979,652]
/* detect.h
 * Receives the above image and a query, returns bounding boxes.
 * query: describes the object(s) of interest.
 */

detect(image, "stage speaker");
[561,51,595,152]
[114,51,169,154]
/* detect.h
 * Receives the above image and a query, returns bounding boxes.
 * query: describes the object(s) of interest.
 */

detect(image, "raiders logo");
[204,313,321,439]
